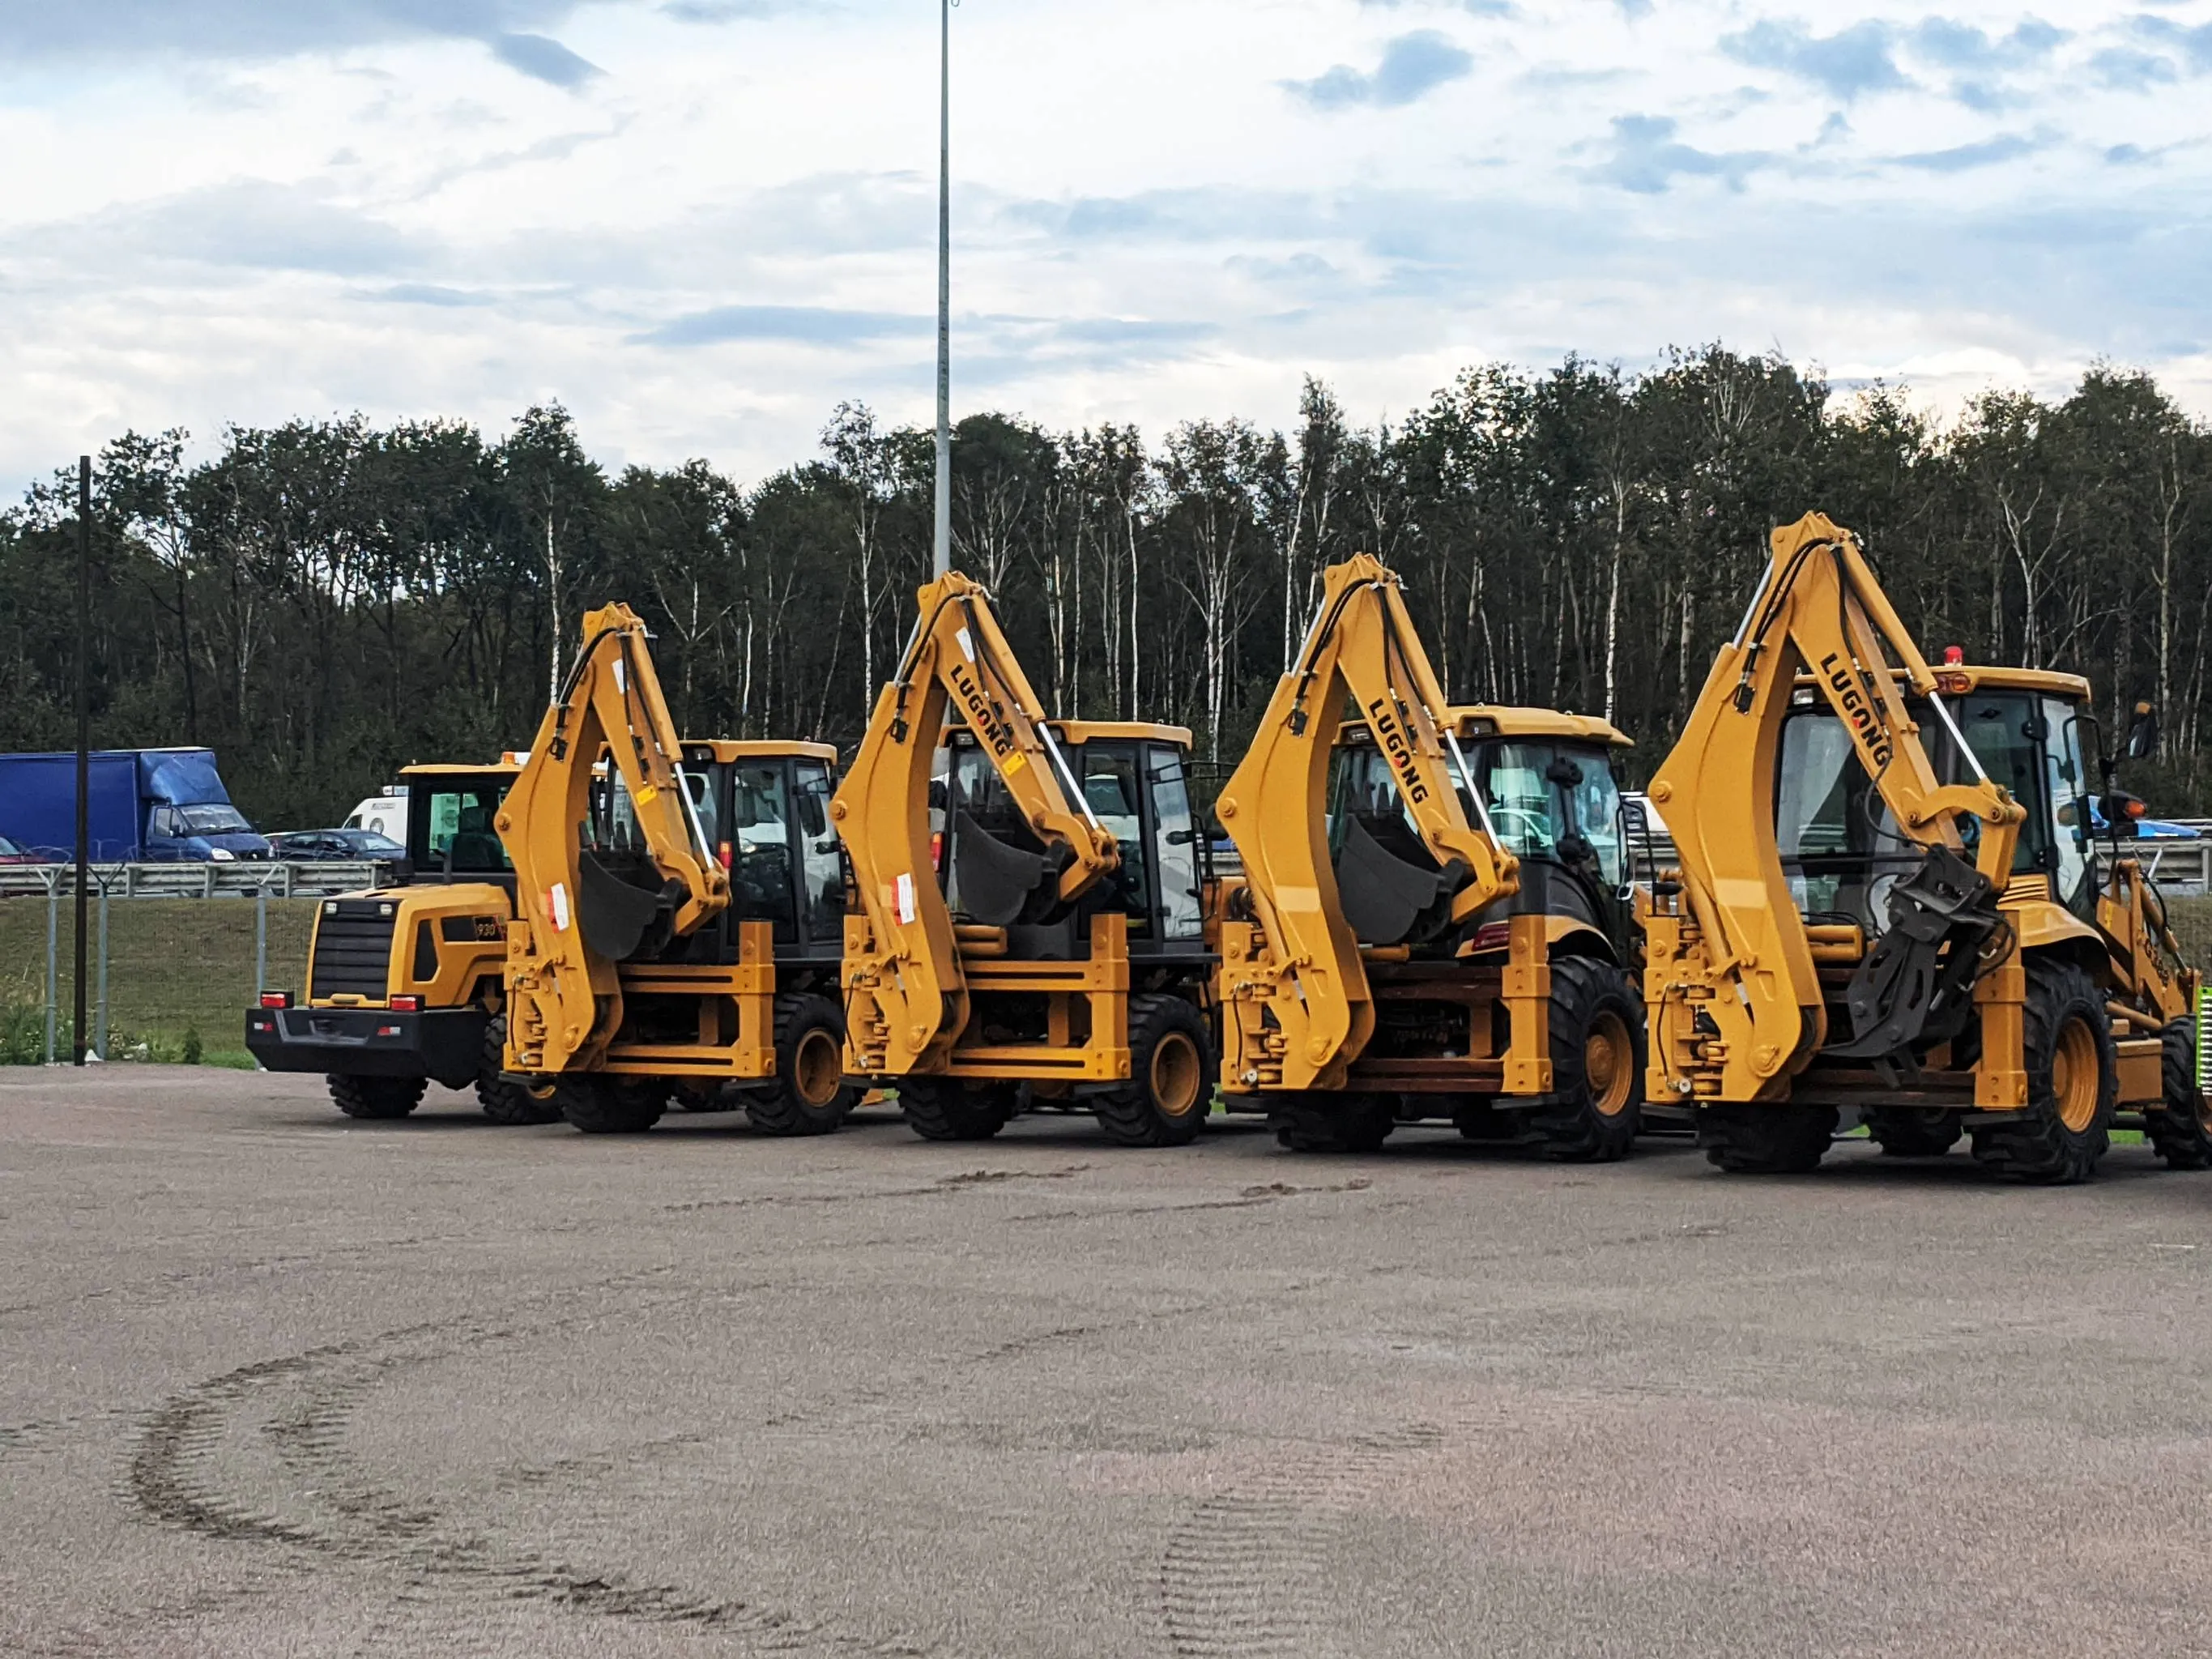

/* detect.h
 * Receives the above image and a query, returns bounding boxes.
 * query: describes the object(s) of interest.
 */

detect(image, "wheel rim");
[1584,1010,1634,1119]
[1151,1031,1204,1118]
[2052,1017,2100,1133]
[793,1029,844,1108]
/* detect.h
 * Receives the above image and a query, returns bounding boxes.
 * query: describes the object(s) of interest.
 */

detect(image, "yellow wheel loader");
[497,603,858,1136]
[1216,552,1646,1158]
[245,756,559,1124]
[1643,511,2209,1181]
[835,569,1217,1146]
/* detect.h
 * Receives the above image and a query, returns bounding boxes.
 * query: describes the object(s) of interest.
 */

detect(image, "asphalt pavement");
[4,1065,2211,1657]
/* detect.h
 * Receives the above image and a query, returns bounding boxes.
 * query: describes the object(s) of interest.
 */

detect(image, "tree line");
[2,344,2209,830]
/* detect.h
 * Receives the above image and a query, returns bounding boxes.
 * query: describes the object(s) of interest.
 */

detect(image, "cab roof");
[1791,665,2093,702]
[680,739,839,764]
[1446,706,1633,748]
[945,715,1194,750]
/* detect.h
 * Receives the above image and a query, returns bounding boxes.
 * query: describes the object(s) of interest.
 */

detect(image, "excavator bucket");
[575,848,676,963]
[1332,815,1467,947]
[949,808,1055,928]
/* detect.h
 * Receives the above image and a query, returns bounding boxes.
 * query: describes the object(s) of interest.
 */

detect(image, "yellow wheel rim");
[793,1029,844,1109]
[1585,1010,1634,1119]
[1151,1031,1204,1118]
[2052,1017,2100,1133]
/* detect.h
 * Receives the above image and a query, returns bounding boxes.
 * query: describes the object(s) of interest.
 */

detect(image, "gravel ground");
[4,1065,2211,1658]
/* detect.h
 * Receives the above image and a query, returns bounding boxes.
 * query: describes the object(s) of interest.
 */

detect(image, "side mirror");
[2127,702,2159,761]
[1620,800,1649,838]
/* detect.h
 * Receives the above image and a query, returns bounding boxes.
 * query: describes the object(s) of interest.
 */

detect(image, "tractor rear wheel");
[1970,961,2114,1183]
[2145,1016,2212,1171]
[329,1074,425,1120]
[897,1077,1016,1141]
[1698,1102,1836,1174]
[744,994,859,1137]
[1865,1107,1963,1158]
[554,1076,667,1135]
[1091,994,1213,1147]
[475,1016,561,1125]
[1271,1091,1397,1154]
[1529,957,1643,1162]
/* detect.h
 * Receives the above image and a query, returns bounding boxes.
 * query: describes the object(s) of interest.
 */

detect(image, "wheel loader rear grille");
[310,913,398,1000]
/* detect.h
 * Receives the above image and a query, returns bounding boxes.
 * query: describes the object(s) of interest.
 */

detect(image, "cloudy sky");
[1,0,2207,493]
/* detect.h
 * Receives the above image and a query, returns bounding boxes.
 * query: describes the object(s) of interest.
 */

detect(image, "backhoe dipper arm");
[1645,512,2024,1102]
[1215,552,1519,1090]
[832,570,1117,1074]
[497,603,727,1074]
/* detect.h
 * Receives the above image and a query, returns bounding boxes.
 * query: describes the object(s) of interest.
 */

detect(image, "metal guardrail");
[0,861,393,900]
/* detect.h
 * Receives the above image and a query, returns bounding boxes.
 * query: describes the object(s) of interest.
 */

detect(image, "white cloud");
[0,0,2208,495]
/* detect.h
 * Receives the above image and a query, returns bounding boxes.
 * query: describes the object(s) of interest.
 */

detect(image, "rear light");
[1469,921,1511,952]
[718,840,733,870]
[376,1025,403,1038]
[388,995,421,1013]
[930,831,944,872]
[259,991,292,1009]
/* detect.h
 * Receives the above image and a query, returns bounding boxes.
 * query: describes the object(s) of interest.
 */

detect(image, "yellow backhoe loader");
[1215,552,1646,1158]
[835,570,1217,1145]
[497,603,858,1136]
[1643,511,2210,1180]
[245,755,557,1124]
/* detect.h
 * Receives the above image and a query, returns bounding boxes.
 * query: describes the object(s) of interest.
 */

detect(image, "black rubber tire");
[475,1016,562,1125]
[744,993,859,1137]
[1271,1090,1397,1154]
[897,1077,1016,1141]
[2145,1017,2212,1171]
[1865,1107,1963,1158]
[328,1074,425,1120]
[1529,957,1643,1162]
[1970,960,2115,1184]
[1091,994,1214,1148]
[554,1076,667,1135]
[1698,1102,1837,1174]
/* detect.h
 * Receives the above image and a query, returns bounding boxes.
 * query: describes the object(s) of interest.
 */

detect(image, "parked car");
[266,828,407,861]
[0,834,40,865]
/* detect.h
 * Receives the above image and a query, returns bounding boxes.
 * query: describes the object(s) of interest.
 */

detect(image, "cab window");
[418,784,512,872]
[1079,742,1152,929]
[793,761,844,945]
[1149,747,1204,941]
[730,763,795,932]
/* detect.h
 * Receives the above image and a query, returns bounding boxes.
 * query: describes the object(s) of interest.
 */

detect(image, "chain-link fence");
[0,893,317,1066]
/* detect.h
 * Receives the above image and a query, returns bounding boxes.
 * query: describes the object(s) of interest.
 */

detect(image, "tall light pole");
[932,0,954,577]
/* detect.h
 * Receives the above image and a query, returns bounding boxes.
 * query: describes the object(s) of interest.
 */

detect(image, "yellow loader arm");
[1216,552,1519,1090]
[1644,512,2024,1102]
[833,569,1116,1074]
[497,603,728,1074]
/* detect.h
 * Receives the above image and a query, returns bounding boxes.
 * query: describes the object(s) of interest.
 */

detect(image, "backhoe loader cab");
[836,569,1218,1148]
[245,759,556,1124]
[940,721,1208,962]
[1333,708,1636,958]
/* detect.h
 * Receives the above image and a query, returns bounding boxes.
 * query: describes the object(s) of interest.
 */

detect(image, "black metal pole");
[73,456,90,1066]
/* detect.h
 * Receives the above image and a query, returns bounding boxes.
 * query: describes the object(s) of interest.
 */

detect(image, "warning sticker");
[895,872,918,925]
[550,883,572,933]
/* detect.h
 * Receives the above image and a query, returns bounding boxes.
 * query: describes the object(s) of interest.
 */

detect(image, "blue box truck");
[0,748,271,861]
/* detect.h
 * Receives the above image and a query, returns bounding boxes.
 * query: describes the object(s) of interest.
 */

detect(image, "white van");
[343,786,408,844]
